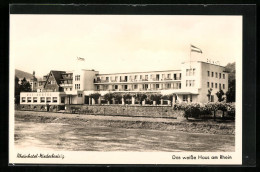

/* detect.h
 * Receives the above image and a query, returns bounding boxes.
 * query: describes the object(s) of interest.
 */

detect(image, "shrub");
[104,93,114,103]
[89,93,101,103]
[149,94,162,104]
[174,102,235,120]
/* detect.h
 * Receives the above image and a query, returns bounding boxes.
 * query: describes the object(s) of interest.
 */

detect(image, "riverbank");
[15,110,235,135]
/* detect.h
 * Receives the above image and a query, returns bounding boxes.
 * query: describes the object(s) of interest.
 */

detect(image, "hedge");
[174,102,235,120]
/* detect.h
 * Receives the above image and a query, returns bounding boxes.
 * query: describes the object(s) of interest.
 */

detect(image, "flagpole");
[190,44,191,69]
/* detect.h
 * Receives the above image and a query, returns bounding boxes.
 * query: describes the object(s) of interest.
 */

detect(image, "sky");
[10,15,242,77]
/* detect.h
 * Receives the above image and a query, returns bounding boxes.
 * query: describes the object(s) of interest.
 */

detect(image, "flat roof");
[97,69,181,76]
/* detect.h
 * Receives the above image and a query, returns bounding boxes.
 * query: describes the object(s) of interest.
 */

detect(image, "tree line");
[15,77,31,104]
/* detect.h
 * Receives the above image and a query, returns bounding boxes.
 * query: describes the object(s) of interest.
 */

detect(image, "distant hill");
[15,69,33,80]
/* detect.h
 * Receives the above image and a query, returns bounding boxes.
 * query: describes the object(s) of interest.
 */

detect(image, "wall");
[65,105,184,118]
[199,62,229,102]
[16,104,65,112]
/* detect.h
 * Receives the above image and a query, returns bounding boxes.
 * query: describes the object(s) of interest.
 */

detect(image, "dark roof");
[43,70,66,88]
[50,70,66,86]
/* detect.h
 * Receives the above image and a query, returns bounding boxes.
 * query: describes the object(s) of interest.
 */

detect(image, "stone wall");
[65,105,184,118]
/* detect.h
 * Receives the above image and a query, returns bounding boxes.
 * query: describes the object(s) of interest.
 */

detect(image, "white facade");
[20,60,229,105]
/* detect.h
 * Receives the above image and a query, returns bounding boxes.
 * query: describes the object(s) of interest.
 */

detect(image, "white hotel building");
[20,60,228,106]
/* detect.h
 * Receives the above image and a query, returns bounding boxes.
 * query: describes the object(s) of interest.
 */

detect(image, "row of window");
[75,84,81,90]
[186,68,196,76]
[64,88,72,91]
[21,97,58,103]
[186,80,195,87]
[207,82,225,89]
[75,75,80,81]
[97,73,182,82]
[182,95,193,102]
[97,83,182,90]
[207,71,225,79]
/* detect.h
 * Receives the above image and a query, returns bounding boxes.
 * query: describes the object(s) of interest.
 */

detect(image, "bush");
[174,102,235,120]
[89,93,101,103]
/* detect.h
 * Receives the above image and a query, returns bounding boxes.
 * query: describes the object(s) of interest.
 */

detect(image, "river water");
[15,120,235,152]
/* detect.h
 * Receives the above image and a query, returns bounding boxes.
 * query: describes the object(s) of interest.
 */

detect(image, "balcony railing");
[60,83,73,87]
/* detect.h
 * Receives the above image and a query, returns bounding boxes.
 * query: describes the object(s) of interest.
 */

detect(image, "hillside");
[15,69,33,80]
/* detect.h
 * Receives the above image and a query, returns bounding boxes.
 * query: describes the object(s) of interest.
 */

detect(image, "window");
[162,74,165,79]
[167,74,171,79]
[223,74,225,79]
[219,83,221,90]
[46,97,51,103]
[115,76,118,81]
[167,83,171,89]
[145,75,148,80]
[156,84,160,89]
[40,97,45,103]
[211,72,214,77]
[179,83,181,89]
[215,83,217,88]
[75,75,80,81]
[223,84,225,89]
[70,88,72,91]
[78,94,82,97]
[207,82,210,88]
[97,85,100,90]
[115,85,118,89]
[211,95,214,102]
[106,77,109,81]
[190,95,193,102]
[219,73,222,79]
[134,84,138,89]
[183,95,188,102]
[173,74,177,80]
[22,97,26,102]
[207,71,210,76]
[75,84,81,90]
[143,84,148,90]
[140,75,143,79]
[186,80,188,87]
[215,72,218,78]
[53,97,57,103]
[33,97,37,103]
[27,97,31,103]
[134,75,138,80]
[61,97,65,103]
[193,69,196,75]
[186,69,189,76]
[211,82,214,88]
[189,80,192,87]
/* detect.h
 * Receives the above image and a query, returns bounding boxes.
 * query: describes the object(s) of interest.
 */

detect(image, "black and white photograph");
[9,6,244,165]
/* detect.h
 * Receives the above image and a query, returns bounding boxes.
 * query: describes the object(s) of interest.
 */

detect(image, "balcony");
[60,83,73,87]
[95,80,109,83]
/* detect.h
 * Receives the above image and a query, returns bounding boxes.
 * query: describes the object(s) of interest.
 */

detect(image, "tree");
[150,94,162,104]
[123,93,132,104]
[15,76,20,104]
[216,89,225,102]
[225,62,236,102]
[89,93,101,104]
[207,88,213,102]
[135,93,147,105]
[112,92,122,104]
[20,77,31,92]
[104,93,114,104]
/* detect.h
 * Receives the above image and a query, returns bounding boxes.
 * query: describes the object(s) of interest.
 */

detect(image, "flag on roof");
[191,45,203,53]
[77,57,85,61]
